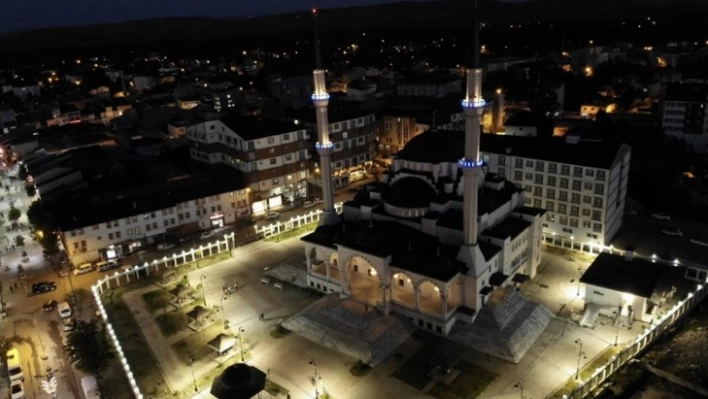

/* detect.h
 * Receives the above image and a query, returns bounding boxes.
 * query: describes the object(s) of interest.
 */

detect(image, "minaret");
[311,9,338,226]
[457,0,486,267]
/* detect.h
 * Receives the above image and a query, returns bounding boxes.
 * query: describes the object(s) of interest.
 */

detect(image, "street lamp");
[612,311,621,346]
[309,359,321,399]
[237,326,245,362]
[200,274,207,306]
[189,358,198,392]
[574,339,586,380]
[514,380,525,399]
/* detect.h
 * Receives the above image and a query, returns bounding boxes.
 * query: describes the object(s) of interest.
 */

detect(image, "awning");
[512,273,531,284]
[490,271,509,286]
[480,286,493,296]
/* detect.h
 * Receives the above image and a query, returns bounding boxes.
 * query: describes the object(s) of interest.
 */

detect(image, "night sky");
[0,0,442,34]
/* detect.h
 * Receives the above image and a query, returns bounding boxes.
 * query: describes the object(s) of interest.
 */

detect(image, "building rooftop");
[283,103,374,125]
[484,217,531,241]
[396,129,627,170]
[220,116,302,141]
[579,253,676,298]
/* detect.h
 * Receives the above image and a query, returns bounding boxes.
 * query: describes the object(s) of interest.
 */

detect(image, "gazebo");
[210,363,266,399]
[208,333,236,356]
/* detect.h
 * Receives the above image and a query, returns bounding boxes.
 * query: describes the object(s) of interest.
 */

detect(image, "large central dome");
[384,177,437,208]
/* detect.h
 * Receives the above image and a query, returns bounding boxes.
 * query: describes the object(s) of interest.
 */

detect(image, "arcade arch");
[391,272,416,308]
[345,255,382,306]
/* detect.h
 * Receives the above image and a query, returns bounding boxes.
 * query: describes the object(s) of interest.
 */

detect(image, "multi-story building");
[482,134,631,249]
[186,116,311,212]
[55,174,249,265]
[377,100,464,156]
[283,105,377,187]
[396,73,460,98]
[660,83,708,152]
[212,87,244,112]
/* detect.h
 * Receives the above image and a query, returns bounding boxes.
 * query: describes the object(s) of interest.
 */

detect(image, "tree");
[17,166,28,181]
[39,233,60,257]
[8,207,20,222]
[14,235,24,247]
[25,184,36,197]
[64,320,116,375]
[27,201,56,232]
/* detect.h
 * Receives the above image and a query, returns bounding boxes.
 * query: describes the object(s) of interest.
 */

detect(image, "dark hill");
[0,0,705,52]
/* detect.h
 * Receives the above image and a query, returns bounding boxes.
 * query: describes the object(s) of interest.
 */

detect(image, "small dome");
[396,130,465,163]
[385,177,437,208]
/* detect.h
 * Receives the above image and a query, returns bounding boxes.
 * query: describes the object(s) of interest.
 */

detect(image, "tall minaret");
[457,0,486,267]
[311,9,338,226]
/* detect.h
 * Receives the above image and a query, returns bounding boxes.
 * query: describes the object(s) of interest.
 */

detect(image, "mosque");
[283,5,553,365]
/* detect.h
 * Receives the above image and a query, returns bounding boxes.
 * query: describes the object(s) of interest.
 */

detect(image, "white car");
[303,201,315,208]
[265,212,280,220]
[10,380,24,399]
[651,212,671,220]
[157,242,175,251]
[662,229,683,237]
[200,230,217,239]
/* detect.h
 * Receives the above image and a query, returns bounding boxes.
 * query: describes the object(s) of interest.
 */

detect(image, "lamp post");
[237,326,245,362]
[574,339,586,380]
[612,311,620,346]
[309,359,321,399]
[200,274,207,306]
[189,358,198,392]
[514,380,524,399]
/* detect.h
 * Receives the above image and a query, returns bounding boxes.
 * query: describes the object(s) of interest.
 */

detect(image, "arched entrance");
[346,256,382,306]
[391,272,415,309]
[418,281,443,316]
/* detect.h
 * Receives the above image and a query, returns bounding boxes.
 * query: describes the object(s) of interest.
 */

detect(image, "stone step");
[283,316,372,362]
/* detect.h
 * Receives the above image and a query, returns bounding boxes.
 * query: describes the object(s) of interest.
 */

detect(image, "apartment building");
[56,175,249,266]
[482,134,631,249]
[283,105,377,187]
[377,100,464,156]
[186,116,311,212]
[660,83,708,152]
[396,73,460,98]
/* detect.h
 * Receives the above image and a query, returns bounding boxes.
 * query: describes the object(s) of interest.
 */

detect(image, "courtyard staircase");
[283,295,413,366]
[449,287,552,363]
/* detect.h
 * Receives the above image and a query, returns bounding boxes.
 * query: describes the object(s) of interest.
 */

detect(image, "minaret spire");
[457,0,486,267]
[472,0,480,68]
[312,8,323,69]
[311,8,338,226]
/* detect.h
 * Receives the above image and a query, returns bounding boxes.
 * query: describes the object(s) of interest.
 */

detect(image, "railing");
[90,233,236,398]
[254,202,344,238]
[550,277,708,399]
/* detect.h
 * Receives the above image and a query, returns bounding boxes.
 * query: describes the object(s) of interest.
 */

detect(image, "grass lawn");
[172,323,228,365]
[142,288,173,314]
[427,361,497,399]
[104,298,170,397]
[265,379,290,396]
[395,344,437,390]
[155,309,189,336]
[548,345,621,399]
[265,222,317,242]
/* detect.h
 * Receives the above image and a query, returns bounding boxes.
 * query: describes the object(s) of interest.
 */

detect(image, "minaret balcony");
[312,93,330,101]
[316,142,334,153]
[458,158,485,169]
[461,98,486,109]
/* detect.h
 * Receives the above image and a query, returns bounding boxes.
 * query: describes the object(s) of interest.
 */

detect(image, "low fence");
[253,203,343,238]
[555,276,708,399]
[90,232,236,398]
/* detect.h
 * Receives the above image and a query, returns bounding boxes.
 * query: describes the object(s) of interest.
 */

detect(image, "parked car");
[97,260,121,272]
[662,229,683,237]
[303,201,315,208]
[265,212,280,220]
[157,242,175,251]
[43,300,57,312]
[63,318,76,332]
[200,230,217,240]
[10,380,24,399]
[651,212,671,220]
[31,282,57,295]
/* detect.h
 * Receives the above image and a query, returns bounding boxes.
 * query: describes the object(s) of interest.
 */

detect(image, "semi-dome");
[384,177,437,208]
[396,130,465,163]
